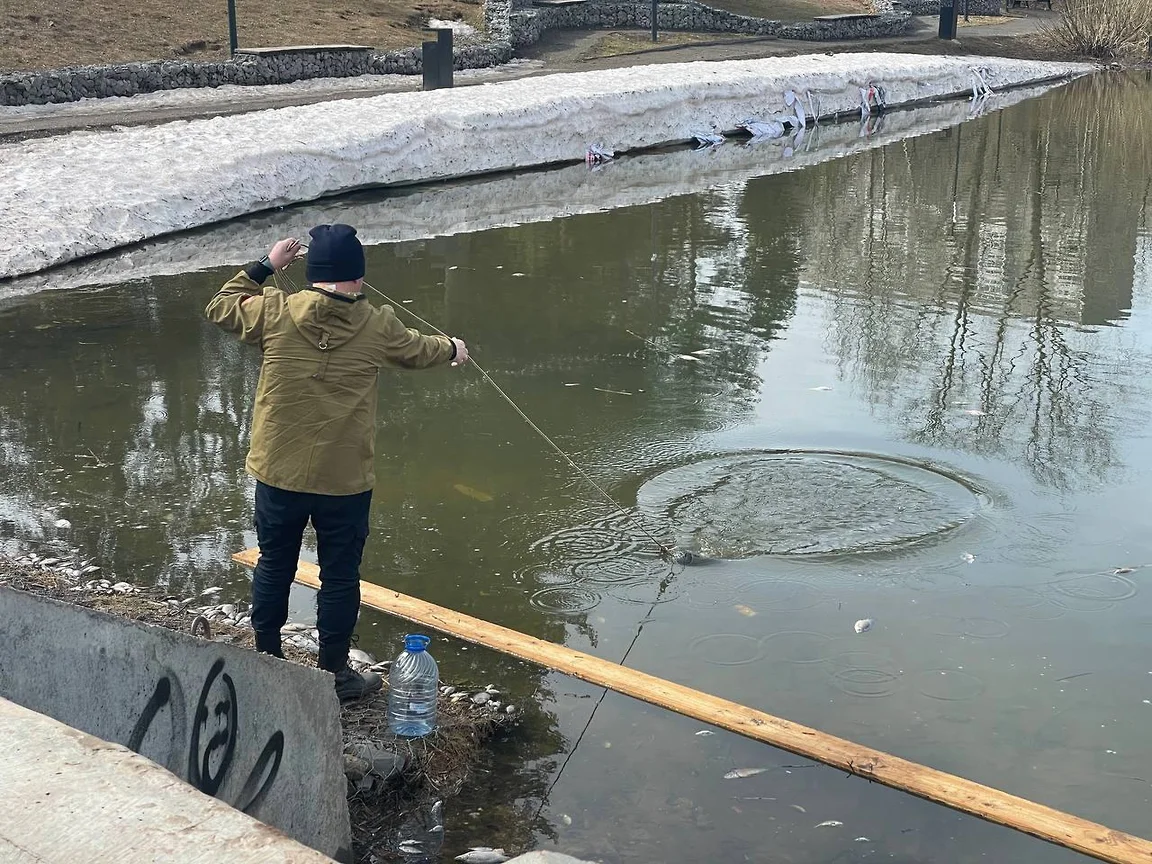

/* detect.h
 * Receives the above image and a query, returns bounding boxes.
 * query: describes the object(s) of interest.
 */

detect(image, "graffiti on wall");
[127,657,284,814]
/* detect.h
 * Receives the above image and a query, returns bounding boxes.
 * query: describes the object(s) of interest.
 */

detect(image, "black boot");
[255,630,284,658]
[319,640,382,703]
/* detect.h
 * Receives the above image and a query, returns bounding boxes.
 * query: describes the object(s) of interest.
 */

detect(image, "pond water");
[2,72,1151,863]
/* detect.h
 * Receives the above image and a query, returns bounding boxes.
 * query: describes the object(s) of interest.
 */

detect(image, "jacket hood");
[287,288,372,350]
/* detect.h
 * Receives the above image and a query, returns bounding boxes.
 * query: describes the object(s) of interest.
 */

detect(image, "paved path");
[0,10,1054,139]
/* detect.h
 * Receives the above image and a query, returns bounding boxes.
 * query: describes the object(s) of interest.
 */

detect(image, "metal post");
[963,0,969,24]
[437,27,453,89]
[226,0,238,56]
[937,0,957,38]
[422,38,438,90]
[652,0,658,41]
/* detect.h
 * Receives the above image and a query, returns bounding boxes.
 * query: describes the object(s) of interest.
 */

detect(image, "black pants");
[251,480,372,660]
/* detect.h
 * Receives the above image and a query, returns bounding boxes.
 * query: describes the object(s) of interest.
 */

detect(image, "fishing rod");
[272,258,674,560]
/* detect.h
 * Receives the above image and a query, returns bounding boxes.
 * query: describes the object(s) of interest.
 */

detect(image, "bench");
[532,0,589,7]
[812,12,882,20]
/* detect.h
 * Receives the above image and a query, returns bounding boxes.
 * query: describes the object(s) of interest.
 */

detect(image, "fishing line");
[275,258,673,559]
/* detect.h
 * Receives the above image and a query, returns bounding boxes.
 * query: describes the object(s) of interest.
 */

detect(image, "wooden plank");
[233,548,1152,864]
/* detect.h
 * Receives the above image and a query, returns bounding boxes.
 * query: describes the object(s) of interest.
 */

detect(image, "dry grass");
[0,0,486,73]
[1043,0,1152,57]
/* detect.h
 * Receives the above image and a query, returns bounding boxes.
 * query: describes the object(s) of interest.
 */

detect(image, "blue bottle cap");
[404,634,431,652]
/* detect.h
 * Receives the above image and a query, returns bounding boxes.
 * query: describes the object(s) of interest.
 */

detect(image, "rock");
[54,519,71,529]
[343,753,371,781]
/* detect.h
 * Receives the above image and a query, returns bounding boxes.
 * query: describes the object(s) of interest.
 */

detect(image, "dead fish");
[734,604,758,618]
[430,800,443,818]
[790,804,807,813]
[962,553,976,564]
[854,618,873,634]
[348,648,375,666]
[454,483,494,502]
[201,586,222,595]
[398,840,424,853]
[455,849,509,864]
[809,386,833,391]
[695,730,715,736]
[677,354,701,362]
[815,820,844,828]
[1114,567,1135,574]
[963,409,987,416]
[472,691,491,705]
[691,348,718,356]
[724,768,768,780]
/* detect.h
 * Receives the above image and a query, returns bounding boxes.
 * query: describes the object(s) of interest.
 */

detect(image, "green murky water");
[2,72,1151,862]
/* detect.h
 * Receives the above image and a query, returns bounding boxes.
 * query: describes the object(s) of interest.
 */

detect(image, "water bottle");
[386,634,439,737]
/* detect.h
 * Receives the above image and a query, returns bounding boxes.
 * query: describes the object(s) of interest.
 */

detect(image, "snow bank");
[0,54,1091,280]
[0,81,1061,300]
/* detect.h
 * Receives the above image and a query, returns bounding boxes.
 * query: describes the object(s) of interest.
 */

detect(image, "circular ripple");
[928,616,1011,639]
[915,669,987,701]
[826,651,901,698]
[688,633,764,666]
[736,578,830,611]
[515,563,580,589]
[761,630,832,664]
[636,450,984,558]
[1050,571,1138,605]
[529,586,602,615]
[573,554,670,586]
[528,511,652,563]
[608,578,686,605]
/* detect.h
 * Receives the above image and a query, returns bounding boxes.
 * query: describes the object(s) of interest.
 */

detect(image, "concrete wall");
[0,587,352,862]
[0,696,336,863]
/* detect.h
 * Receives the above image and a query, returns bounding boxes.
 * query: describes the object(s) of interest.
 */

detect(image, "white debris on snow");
[427,18,480,40]
[0,54,1089,281]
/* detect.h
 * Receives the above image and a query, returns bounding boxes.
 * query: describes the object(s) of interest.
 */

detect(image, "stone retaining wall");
[502,2,910,48]
[0,0,909,106]
[895,0,1002,17]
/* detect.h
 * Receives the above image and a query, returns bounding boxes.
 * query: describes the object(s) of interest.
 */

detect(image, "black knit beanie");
[306,224,366,283]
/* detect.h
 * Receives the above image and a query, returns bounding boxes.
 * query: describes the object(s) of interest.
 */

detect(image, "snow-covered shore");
[0,54,1091,280]
[0,80,1062,300]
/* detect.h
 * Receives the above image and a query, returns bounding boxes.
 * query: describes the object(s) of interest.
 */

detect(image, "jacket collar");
[308,285,364,304]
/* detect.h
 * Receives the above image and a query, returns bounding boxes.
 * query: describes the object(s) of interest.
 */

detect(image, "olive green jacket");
[205,270,455,496]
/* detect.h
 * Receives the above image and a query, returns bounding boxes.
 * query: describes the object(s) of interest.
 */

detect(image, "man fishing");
[205,224,469,701]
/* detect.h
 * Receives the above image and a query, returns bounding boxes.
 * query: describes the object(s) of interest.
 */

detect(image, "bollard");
[422,27,454,90]
[438,27,454,89]
[422,38,438,90]
[937,0,958,38]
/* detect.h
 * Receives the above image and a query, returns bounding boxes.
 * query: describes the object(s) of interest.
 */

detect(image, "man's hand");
[450,337,469,367]
[267,238,303,271]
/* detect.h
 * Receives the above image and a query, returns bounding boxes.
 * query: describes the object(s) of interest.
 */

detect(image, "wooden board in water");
[233,548,1152,864]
